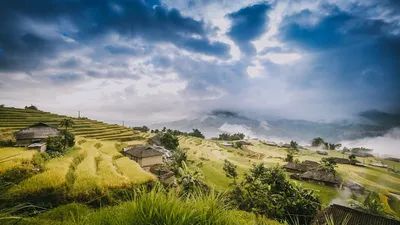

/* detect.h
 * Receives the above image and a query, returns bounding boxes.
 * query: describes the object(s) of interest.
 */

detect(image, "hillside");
[0,107,151,141]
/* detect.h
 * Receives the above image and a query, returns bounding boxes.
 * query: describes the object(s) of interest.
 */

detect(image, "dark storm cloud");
[226,3,271,55]
[0,0,230,72]
[278,5,400,111]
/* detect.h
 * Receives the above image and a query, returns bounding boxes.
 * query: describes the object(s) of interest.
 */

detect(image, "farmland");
[0,106,399,223]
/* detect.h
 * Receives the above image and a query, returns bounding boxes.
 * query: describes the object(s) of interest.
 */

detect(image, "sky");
[0,0,399,125]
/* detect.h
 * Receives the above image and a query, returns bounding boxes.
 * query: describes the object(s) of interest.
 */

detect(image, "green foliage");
[349,192,394,219]
[226,164,321,224]
[0,140,15,147]
[233,141,243,149]
[46,136,64,153]
[223,160,238,185]
[188,129,205,139]
[61,130,75,147]
[319,157,337,173]
[160,133,179,151]
[133,126,149,133]
[218,133,245,141]
[170,148,188,172]
[311,137,325,147]
[176,161,208,195]
[290,140,298,150]
[285,151,294,162]
[32,152,51,170]
[24,105,38,110]
[349,154,357,165]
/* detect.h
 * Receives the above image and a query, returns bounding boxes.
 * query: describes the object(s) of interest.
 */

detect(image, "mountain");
[152,110,399,142]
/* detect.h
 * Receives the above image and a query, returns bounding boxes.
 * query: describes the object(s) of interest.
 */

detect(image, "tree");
[349,192,395,219]
[290,140,298,150]
[319,157,337,173]
[285,151,294,162]
[223,160,238,185]
[349,154,357,165]
[0,104,4,108]
[160,133,179,151]
[46,136,64,153]
[188,129,205,139]
[311,137,325,147]
[24,105,38,110]
[233,141,243,149]
[59,118,75,150]
[162,127,167,132]
[226,164,321,224]
[61,130,75,147]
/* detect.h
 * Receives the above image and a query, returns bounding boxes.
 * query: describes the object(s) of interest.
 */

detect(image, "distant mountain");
[152,110,399,142]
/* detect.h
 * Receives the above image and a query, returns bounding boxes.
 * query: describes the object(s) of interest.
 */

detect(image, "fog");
[341,127,400,157]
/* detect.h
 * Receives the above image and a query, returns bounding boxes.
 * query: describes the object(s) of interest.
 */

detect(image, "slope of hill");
[0,107,151,141]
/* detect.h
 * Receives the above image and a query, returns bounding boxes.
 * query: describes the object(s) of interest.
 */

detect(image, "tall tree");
[59,118,75,150]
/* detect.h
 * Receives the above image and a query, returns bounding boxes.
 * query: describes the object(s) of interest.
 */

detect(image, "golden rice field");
[0,148,37,173]
[1,136,155,199]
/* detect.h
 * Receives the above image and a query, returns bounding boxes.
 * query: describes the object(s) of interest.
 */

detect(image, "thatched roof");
[14,122,60,140]
[148,133,163,146]
[283,160,319,172]
[300,170,342,185]
[313,204,400,225]
[124,145,164,158]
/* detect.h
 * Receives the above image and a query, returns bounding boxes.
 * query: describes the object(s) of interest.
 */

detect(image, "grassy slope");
[0,107,147,141]
[179,136,400,213]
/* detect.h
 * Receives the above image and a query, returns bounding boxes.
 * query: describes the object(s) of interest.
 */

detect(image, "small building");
[265,141,277,146]
[370,162,388,168]
[283,160,320,173]
[386,157,400,162]
[123,145,164,169]
[300,170,342,188]
[317,150,328,155]
[14,122,60,147]
[313,204,400,225]
[27,143,47,153]
[332,157,351,164]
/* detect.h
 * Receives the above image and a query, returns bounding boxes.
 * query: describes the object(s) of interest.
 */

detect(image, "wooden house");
[14,122,60,147]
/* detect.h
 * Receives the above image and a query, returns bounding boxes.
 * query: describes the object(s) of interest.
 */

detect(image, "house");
[14,122,60,147]
[317,150,328,155]
[265,141,277,146]
[300,170,342,187]
[332,157,351,164]
[123,145,164,169]
[283,160,320,173]
[313,204,400,225]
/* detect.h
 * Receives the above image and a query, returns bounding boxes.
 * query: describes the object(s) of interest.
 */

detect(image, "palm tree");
[59,118,75,150]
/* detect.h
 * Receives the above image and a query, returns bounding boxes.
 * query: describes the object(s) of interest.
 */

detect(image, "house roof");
[300,170,342,184]
[313,204,400,225]
[283,160,319,172]
[14,122,60,140]
[124,145,164,158]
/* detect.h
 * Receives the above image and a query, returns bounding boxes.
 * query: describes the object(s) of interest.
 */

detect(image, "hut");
[332,157,351,164]
[313,204,400,225]
[148,133,163,146]
[300,170,342,187]
[123,145,164,169]
[27,143,47,153]
[283,160,320,173]
[14,122,60,147]
[370,162,388,168]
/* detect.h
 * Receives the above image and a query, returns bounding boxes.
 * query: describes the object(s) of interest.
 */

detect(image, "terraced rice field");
[1,137,154,199]
[0,107,146,141]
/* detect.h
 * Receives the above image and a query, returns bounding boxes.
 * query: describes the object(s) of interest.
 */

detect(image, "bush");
[188,129,205,139]
[61,130,75,147]
[32,152,51,170]
[217,133,245,141]
[46,136,64,153]
[0,139,15,147]
[160,133,179,151]
[225,164,321,224]
[24,105,38,110]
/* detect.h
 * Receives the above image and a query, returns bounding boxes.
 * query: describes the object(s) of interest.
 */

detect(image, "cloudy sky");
[1,0,399,125]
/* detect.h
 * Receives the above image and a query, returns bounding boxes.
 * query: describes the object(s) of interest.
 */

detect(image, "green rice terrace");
[0,106,399,224]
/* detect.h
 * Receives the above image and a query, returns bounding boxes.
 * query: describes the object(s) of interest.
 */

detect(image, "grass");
[96,153,130,188]
[114,157,155,184]
[12,187,283,225]
[0,148,37,173]
[7,156,74,198]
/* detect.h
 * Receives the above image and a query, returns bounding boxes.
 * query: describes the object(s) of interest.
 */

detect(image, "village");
[2,110,399,225]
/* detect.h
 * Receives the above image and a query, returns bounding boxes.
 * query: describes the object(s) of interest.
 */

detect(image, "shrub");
[32,152,51,170]
[188,129,205,139]
[225,164,321,224]
[46,136,64,153]
[160,133,179,151]
[24,105,38,110]
[61,130,75,147]
[0,139,15,147]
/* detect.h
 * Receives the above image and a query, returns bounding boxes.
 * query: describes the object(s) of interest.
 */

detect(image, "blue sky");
[0,0,399,124]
